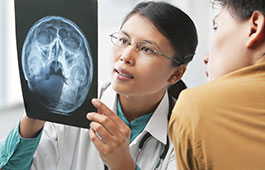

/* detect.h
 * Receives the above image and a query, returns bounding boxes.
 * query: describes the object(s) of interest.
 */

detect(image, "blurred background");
[0,0,216,139]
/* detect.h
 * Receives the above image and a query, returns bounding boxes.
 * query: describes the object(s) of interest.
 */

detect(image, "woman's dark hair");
[168,79,187,100]
[121,1,198,99]
[213,0,265,20]
[121,1,198,66]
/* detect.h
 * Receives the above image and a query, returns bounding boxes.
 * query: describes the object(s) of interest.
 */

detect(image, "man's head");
[204,0,265,82]
[214,0,265,20]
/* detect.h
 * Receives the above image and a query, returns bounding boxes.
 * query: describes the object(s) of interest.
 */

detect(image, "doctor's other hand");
[87,99,136,170]
[19,114,46,138]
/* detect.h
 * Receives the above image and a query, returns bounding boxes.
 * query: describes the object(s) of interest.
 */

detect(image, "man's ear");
[246,10,265,48]
[168,64,186,84]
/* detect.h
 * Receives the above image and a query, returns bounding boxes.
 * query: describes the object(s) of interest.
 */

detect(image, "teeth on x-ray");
[22,16,93,114]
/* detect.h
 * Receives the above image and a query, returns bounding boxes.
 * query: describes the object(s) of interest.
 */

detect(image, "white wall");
[0,0,215,140]
[0,0,7,109]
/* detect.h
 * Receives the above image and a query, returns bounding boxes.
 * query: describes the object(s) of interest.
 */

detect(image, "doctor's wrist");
[19,114,45,138]
[113,159,136,170]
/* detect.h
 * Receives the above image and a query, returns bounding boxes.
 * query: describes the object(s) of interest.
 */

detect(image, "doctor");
[0,1,198,170]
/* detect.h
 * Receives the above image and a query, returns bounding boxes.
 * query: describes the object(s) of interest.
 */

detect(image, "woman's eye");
[118,38,129,45]
[141,46,154,55]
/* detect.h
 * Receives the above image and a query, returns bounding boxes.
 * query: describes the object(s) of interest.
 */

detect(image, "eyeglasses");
[110,32,182,65]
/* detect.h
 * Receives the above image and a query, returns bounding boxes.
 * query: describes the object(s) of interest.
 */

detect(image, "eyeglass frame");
[109,32,188,65]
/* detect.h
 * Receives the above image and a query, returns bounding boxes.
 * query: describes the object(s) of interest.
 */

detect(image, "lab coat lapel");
[145,92,169,145]
[100,83,118,114]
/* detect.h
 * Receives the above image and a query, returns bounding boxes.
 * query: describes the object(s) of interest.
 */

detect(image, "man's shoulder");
[173,80,234,124]
[180,78,234,103]
[179,82,215,104]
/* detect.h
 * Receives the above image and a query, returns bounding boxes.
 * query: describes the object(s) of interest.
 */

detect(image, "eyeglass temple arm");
[157,52,182,65]
[159,52,195,65]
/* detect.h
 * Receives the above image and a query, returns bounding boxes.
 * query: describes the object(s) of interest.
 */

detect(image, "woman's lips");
[114,67,134,80]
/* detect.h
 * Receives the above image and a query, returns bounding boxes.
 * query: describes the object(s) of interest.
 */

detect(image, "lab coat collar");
[100,84,169,145]
[100,83,118,113]
[145,92,169,145]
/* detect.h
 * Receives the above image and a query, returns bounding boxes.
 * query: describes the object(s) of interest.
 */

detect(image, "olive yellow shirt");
[169,57,265,170]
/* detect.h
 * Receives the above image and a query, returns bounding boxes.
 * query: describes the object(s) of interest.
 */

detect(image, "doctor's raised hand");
[0,1,198,170]
[87,99,135,170]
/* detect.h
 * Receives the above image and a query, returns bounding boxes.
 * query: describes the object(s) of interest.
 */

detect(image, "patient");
[169,0,265,170]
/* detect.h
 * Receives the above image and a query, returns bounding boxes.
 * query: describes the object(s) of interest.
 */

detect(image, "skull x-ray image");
[15,0,98,128]
[22,16,93,114]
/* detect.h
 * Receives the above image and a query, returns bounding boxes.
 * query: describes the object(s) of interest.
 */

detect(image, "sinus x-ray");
[15,0,97,128]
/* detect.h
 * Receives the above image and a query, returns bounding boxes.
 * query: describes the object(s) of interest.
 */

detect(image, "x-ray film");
[15,0,97,128]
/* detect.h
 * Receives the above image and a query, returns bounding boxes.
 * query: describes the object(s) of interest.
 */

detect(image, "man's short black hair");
[214,0,265,20]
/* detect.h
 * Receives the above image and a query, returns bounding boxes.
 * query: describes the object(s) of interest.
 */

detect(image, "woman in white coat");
[0,1,198,170]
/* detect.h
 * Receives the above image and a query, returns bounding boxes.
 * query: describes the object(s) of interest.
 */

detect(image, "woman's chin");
[111,81,132,96]
[111,81,123,93]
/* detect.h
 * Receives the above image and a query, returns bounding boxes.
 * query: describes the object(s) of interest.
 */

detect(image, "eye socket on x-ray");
[21,16,93,115]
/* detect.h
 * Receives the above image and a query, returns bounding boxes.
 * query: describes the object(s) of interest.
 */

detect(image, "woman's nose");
[120,45,136,65]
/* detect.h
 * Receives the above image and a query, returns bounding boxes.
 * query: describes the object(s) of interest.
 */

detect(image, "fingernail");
[92,98,99,105]
[87,113,93,119]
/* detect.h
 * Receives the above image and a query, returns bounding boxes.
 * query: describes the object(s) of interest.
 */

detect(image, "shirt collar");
[116,96,152,126]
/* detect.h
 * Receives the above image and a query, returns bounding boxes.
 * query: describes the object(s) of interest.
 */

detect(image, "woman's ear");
[246,10,265,48]
[168,64,186,84]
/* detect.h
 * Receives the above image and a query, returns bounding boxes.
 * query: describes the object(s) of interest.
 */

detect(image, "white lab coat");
[31,82,176,170]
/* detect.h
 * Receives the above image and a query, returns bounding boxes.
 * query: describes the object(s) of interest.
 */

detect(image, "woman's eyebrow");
[120,30,161,50]
[142,40,161,51]
[120,30,131,38]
